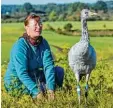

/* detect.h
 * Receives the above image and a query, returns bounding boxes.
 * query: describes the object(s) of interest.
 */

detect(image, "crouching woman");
[4,13,64,100]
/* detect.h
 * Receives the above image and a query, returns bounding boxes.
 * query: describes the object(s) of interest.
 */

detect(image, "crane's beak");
[89,11,98,16]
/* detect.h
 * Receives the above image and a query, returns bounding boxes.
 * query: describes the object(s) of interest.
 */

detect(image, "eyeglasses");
[25,12,43,27]
[27,21,42,28]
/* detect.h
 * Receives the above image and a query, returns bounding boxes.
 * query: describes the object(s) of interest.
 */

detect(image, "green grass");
[1,22,113,108]
[1,22,113,64]
[44,21,113,30]
[2,26,113,63]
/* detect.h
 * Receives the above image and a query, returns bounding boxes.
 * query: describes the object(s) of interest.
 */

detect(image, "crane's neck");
[81,18,90,42]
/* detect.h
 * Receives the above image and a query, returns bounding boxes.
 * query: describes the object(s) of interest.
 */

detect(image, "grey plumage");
[68,9,97,104]
[68,39,96,75]
[68,9,96,76]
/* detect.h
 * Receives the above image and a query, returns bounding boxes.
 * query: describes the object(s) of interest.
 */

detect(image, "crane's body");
[68,9,97,104]
[68,40,96,74]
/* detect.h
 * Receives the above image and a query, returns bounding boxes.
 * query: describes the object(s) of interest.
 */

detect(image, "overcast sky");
[1,0,110,5]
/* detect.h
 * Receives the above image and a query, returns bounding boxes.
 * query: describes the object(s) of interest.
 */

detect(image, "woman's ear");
[24,25,27,30]
[24,25,29,35]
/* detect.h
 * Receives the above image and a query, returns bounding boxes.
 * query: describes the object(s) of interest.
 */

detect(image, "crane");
[68,9,97,104]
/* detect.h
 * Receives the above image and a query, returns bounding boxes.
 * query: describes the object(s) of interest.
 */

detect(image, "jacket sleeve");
[43,39,55,91]
[13,40,39,98]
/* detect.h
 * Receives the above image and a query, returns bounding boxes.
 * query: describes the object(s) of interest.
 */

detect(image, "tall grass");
[1,22,113,108]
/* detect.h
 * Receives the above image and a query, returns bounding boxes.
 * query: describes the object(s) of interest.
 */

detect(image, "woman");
[4,13,64,100]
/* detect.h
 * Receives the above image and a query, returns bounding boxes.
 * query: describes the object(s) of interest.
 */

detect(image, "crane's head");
[81,9,97,19]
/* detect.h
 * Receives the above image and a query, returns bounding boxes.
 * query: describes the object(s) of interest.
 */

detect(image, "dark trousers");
[39,66,64,91]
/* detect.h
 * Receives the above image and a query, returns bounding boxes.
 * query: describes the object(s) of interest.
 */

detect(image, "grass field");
[44,21,113,30]
[1,22,113,108]
[2,21,113,63]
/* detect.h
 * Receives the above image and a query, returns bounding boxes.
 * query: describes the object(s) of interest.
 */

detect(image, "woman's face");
[25,19,42,39]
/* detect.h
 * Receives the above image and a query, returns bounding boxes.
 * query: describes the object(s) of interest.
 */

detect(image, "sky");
[1,0,111,5]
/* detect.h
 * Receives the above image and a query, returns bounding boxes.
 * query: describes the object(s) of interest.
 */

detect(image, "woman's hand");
[37,90,55,101]
[37,92,43,100]
[47,90,55,101]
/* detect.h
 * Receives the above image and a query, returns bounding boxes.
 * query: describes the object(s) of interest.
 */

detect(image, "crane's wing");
[68,41,96,73]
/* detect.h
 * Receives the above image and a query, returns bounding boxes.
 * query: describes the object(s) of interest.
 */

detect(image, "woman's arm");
[13,39,39,98]
[43,39,55,91]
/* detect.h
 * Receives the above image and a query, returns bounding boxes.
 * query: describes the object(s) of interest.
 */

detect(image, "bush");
[56,28,62,34]
[64,23,73,31]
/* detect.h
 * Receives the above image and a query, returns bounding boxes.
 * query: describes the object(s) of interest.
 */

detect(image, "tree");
[64,23,73,31]
[94,1,108,13]
[58,13,67,21]
[48,10,57,21]
[23,2,34,14]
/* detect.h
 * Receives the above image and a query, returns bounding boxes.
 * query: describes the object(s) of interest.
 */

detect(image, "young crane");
[68,9,97,104]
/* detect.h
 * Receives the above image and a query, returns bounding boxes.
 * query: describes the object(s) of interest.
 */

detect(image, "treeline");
[1,1,113,22]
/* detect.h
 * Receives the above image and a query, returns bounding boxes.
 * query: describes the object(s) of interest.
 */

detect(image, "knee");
[55,66,64,78]
[55,66,64,87]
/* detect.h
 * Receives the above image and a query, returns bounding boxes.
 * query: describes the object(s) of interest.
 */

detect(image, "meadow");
[1,21,113,108]
[44,21,113,30]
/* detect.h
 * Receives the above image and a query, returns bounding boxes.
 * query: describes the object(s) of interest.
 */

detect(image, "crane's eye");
[85,12,88,14]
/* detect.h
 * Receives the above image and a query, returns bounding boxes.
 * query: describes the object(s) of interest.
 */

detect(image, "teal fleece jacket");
[4,37,55,98]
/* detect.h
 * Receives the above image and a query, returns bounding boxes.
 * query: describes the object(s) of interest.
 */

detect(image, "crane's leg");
[85,73,90,100]
[75,73,81,105]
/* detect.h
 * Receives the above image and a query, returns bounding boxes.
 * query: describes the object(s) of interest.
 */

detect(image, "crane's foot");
[77,85,81,105]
